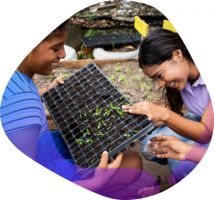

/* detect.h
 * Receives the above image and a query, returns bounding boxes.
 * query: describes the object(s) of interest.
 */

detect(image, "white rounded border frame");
[0,0,213,199]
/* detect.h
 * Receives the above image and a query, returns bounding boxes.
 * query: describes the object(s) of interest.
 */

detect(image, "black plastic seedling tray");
[82,33,141,48]
[42,63,155,177]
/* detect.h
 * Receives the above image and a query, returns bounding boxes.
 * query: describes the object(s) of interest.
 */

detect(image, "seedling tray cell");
[42,63,155,177]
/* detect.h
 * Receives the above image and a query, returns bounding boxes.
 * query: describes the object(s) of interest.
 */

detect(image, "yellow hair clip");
[134,16,149,37]
[162,20,177,33]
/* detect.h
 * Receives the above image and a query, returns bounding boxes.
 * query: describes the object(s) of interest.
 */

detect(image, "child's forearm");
[165,110,211,143]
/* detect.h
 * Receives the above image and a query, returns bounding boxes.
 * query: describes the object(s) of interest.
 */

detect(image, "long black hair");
[138,29,194,114]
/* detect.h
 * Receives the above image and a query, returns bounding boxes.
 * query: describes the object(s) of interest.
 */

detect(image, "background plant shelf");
[42,63,155,177]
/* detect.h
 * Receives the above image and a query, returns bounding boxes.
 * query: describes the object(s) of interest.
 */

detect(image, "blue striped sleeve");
[1,92,44,133]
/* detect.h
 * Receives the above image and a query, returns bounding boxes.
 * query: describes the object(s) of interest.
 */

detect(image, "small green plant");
[108,147,113,153]
[123,133,131,139]
[85,138,93,144]
[90,158,95,164]
[118,74,125,82]
[116,109,125,118]
[104,107,111,117]
[94,107,102,117]
[132,130,139,134]
[112,115,116,119]
[140,82,151,92]
[118,74,129,84]
[133,75,142,81]
[125,66,131,73]
[112,42,115,49]
[87,53,94,59]
[88,14,95,24]
[111,36,116,49]
[109,103,125,118]
[119,97,129,106]
[97,119,106,129]
[109,75,115,81]
[78,52,84,60]
[97,130,104,137]
[76,138,85,146]
[77,44,85,60]
[97,121,102,129]
[115,63,121,72]
[84,29,97,37]
[80,111,87,118]
[83,128,91,136]
[101,119,106,126]
[109,102,117,110]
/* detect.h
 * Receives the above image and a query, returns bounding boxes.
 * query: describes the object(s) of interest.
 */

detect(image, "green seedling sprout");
[106,126,111,131]
[109,75,115,81]
[123,133,131,139]
[140,82,151,92]
[97,121,102,129]
[90,158,95,164]
[94,107,102,117]
[109,103,125,118]
[80,111,87,120]
[97,119,106,129]
[104,107,111,117]
[76,138,85,146]
[115,107,125,118]
[118,74,129,84]
[109,102,117,110]
[83,128,91,136]
[132,130,139,134]
[84,29,97,37]
[115,63,121,72]
[88,14,95,25]
[112,42,115,49]
[85,138,93,144]
[88,53,93,59]
[133,75,142,81]
[101,119,107,127]
[125,66,131,73]
[112,115,116,119]
[108,147,113,153]
[97,130,104,137]
[118,74,126,82]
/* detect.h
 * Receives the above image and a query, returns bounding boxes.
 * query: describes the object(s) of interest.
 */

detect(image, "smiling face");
[142,50,198,91]
[143,60,188,91]
[18,29,68,78]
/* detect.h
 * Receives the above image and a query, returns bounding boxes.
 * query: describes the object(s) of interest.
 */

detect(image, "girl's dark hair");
[138,29,194,114]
